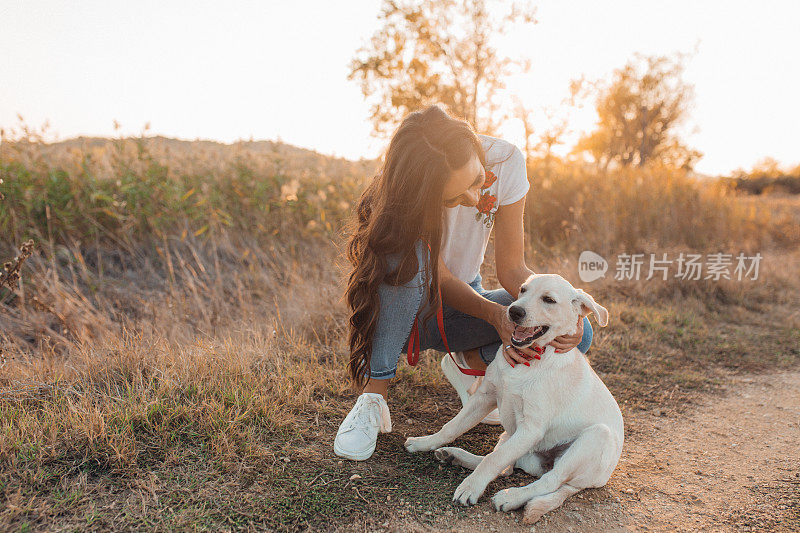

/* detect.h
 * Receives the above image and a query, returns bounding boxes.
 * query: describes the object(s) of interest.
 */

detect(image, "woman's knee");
[577,316,593,354]
[386,239,430,290]
[481,288,515,306]
[411,239,431,286]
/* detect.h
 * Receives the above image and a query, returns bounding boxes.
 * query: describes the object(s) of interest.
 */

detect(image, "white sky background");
[1,0,798,175]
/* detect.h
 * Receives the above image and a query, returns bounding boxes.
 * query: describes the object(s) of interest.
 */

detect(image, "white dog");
[405,274,624,524]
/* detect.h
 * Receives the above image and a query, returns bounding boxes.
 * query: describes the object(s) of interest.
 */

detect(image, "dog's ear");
[572,289,609,327]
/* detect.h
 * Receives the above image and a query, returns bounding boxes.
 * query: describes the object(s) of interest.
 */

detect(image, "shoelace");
[341,396,381,433]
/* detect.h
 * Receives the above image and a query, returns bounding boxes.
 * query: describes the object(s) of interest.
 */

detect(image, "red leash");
[406,286,485,377]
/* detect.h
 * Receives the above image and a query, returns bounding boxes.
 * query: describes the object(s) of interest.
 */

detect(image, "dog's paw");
[453,476,485,506]
[434,447,457,464]
[404,436,437,453]
[492,487,529,512]
[522,499,547,525]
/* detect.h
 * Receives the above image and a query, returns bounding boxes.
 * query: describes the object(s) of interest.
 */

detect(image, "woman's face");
[442,153,485,208]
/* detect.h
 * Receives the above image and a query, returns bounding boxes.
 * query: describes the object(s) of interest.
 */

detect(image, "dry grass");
[1,234,355,529]
[1,134,799,530]
[1,240,797,530]
[524,159,800,257]
[0,239,34,291]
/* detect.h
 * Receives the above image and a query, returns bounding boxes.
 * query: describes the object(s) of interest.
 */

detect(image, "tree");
[534,112,568,173]
[574,53,701,170]
[513,96,535,164]
[349,0,536,136]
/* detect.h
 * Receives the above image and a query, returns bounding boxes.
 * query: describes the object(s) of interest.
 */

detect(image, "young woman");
[334,105,592,461]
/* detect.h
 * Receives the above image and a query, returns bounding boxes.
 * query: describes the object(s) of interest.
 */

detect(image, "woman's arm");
[494,196,593,355]
[493,196,533,297]
[439,251,538,365]
[437,255,502,325]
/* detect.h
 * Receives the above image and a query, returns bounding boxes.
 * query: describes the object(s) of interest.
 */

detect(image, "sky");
[1,0,798,175]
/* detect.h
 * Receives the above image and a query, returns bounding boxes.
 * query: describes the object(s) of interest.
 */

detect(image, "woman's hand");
[548,317,584,353]
[488,304,541,367]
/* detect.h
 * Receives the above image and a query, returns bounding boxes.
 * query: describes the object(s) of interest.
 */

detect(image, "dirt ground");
[385,371,800,532]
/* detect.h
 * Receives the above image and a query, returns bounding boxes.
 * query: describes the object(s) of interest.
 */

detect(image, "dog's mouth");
[511,324,549,347]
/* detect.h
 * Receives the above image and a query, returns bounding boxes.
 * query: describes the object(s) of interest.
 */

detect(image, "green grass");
[0,144,363,250]
[4,135,799,259]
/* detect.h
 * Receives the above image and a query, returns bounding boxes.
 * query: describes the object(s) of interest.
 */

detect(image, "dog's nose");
[508,305,526,322]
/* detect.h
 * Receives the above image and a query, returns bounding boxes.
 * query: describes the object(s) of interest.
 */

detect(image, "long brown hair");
[345,105,486,388]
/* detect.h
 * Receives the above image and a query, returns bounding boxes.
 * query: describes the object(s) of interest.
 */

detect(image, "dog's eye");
[542,295,556,304]
[519,287,526,294]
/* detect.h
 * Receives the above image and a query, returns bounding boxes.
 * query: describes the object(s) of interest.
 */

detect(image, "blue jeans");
[369,241,593,379]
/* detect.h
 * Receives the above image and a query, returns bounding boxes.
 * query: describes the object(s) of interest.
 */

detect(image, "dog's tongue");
[512,325,538,341]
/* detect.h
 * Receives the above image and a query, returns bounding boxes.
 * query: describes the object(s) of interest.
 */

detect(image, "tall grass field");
[1,133,798,530]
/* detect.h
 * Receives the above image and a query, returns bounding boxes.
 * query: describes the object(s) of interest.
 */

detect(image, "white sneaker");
[333,392,392,461]
[441,354,501,425]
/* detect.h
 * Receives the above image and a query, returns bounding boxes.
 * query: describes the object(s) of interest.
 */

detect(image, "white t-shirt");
[441,135,530,283]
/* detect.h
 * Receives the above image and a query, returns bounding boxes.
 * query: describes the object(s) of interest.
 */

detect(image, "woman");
[334,105,592,461]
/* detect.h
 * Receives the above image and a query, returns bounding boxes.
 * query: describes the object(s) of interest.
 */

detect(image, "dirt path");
[405,371,800,532]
